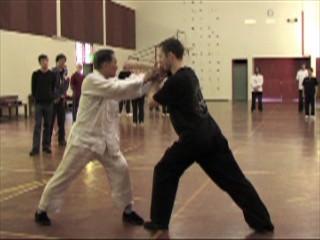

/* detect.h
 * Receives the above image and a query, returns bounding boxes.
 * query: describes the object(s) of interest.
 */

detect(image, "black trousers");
[150,132,273,230]
[50,98,66,144]
[119,99,131,114]
[298,90,304,112]
[305,95,315,116]
[32,103,53,151]
[132,97,145,124]
[251,92,263,112]
[72,97,80,122]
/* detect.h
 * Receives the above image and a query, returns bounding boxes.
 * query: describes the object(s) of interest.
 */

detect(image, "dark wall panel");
[61,0,103,44]
[317,58,320,99]
[254,57,311,101]
[106,1,136,49]
[0,0,56,36]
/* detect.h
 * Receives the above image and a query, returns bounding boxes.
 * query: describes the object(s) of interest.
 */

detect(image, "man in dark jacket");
[144,38,274,234]
[118,66,133,117]
[30,55,56,156]
[303,67,318,121]
[50,54,69,146]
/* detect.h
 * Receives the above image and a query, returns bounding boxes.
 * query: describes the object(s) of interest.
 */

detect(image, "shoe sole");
[30,153,39,156]
[35,220,51,226]
[122,218,144,226]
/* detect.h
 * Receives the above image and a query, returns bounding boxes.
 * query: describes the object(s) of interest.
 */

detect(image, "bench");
[0,95,28,119]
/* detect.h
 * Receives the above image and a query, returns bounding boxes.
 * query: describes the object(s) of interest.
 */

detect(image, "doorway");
[232,59,248,101]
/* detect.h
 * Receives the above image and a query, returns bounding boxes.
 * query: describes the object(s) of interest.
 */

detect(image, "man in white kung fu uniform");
[35,49,159,226]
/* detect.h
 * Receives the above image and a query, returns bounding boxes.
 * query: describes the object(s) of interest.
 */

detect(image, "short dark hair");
[56,54,66,63]
[309,67,313,72]
[38,54,48,63]
[93,49,114,70]
[159,38,184,60]
[255,66,261,73]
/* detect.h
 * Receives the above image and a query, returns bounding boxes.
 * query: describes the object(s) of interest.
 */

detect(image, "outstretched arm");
[82,68,162,101]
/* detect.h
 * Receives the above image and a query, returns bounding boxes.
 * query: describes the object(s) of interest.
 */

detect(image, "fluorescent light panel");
[266,18,276,24]
[244,19,257,25]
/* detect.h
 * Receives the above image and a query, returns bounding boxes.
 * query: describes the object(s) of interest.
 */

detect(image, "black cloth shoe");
[42,148,52,154]
[254,224,274,233]
[58,140,67,146]
[34,211,51,226]
[29,149,39,156]
[144,221,168,232]
[122,211,144,226]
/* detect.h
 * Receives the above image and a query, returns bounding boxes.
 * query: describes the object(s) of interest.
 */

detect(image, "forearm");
[31,83,36,97]
[147,81,161,108]
[31,74,36,96]
[82,76,144,101]
[62,80,69,94]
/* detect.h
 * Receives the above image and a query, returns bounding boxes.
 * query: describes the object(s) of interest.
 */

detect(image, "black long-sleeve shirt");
[118,71,132,80]
[302,77,318,96]
[31,69,56,103]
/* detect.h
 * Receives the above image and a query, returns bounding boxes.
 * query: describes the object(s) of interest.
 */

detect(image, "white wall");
[0,30,76,103]
[1,1,318,103]
[112,0,137,10]
[0,30,134,103]
[135,0,319,100]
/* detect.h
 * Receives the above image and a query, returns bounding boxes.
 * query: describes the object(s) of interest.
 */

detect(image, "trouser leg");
[125,100,131,113]
[298,90,304,112]
[42,103,53,149]
[138,97,145,123]
[38,145,93,212]
[150,142,194,226]
[132,99,138,124]
[197,134,274,230]
[56,99,66,143]
[49,103,58,145]
[32,104,43,151]
[258,92,263,112]
[305,96,310,116]
[98,151,133,209]
[251,92,256,111]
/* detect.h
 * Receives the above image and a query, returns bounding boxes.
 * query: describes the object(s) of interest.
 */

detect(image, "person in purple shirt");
[70,63,85,122]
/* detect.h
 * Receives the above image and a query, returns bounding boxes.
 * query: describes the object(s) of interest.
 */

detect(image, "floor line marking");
[0,179,48,194]
[248,108,276,138]
[0,230,60,239]
[0,180,48,203]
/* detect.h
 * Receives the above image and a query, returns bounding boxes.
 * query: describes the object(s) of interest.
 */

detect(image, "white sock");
[124,203,133,214]
[37,209,45,214]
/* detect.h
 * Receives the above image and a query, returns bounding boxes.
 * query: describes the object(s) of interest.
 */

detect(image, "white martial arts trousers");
[38,143,133,212]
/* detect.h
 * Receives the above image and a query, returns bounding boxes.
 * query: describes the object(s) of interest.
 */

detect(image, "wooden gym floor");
[0,102,319,239]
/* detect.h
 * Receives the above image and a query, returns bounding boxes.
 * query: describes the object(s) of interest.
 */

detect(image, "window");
[75,42,93,64]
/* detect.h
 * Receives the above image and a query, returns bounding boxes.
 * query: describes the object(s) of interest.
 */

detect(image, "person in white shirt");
[34,49,160,226]
[296,63,308,112]
[251,67,264,112]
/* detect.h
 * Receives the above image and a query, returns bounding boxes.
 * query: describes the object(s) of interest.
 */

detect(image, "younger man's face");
[159,48,171,72]
[58,59,66,69]
[40,58,49,70]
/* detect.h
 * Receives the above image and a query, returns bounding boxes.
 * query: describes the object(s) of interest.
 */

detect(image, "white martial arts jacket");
[68,70,150,157]
[251,74,264,92]
[296,69,308,90]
